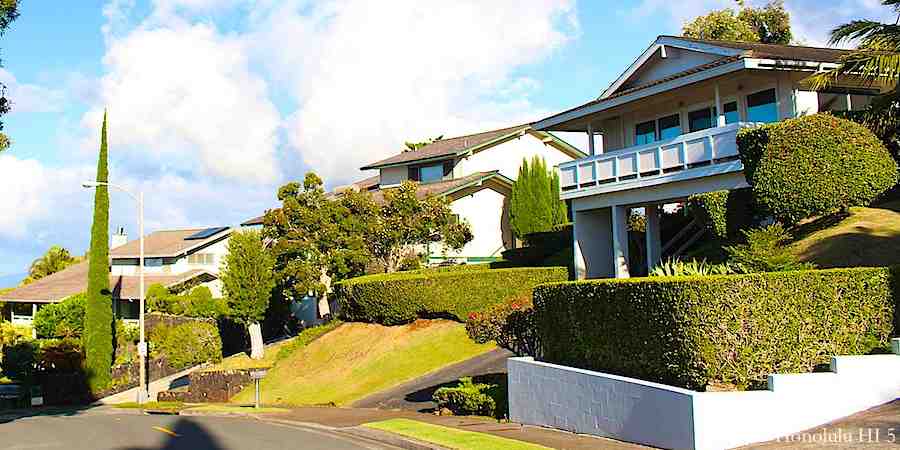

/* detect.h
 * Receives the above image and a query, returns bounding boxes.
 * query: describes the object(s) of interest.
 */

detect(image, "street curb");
[341,426,450,450]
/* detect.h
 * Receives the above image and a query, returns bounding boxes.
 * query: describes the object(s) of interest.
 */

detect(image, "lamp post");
[82,181,147,404]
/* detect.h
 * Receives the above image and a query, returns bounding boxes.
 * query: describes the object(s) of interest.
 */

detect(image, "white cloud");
[0,69,66,114]
[84,21,282,183]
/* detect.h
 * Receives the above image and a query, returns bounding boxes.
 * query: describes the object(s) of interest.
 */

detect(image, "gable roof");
[360,125,584,170]
[535,36,852,131]
[0,261,214,303]
[364,171,513,204]
[110,227,232,259]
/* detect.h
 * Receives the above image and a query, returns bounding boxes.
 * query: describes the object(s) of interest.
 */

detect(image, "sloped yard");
[230,320,495,406]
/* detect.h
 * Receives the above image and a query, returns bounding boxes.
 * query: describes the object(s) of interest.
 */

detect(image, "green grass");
[113,401,185,412]
[184,404,290,414]
[230,320,495,406]
[790,199,900,268]
[363,419,550,450]
[205,321,342,372]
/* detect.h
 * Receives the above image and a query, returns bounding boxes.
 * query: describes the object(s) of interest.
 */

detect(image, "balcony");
[558,122,758,200]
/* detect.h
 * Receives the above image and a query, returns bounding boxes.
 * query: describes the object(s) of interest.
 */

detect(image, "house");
[533,35,892,279]
[243,124,584,264]
[0,227,231,326]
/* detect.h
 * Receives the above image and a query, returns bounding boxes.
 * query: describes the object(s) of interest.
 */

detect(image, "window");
[688,107,715,132]
[724,101,739,124]
[116,300,139,320]
[658,114,681,140]
[144,258,163,267]
[11,303,32,316]
[635,120,657,145]
[408,161,452,183]
[187,253,215,265]
[747,89,777,123]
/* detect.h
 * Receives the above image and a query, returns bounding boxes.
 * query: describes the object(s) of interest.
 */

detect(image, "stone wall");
[158,369,253,403]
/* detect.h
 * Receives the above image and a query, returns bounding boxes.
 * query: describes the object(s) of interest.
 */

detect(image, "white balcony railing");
[559,122,757,198]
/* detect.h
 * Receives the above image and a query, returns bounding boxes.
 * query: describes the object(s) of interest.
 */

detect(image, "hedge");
[737,114,898,225]
[534,267,898,391]
[149,320,222,369]
[686,189,755,241]
[336,267,568,325]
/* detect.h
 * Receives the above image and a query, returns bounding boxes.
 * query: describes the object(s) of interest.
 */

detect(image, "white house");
[0,227,231,325]
[534,35,892,279]
[357,124,585,264]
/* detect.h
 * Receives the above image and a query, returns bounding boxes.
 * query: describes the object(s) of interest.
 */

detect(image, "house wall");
[454,134,573,180]
[110,237,230,276]
[430,187,510,262]
[623,47,722,90]
[379,166,408,186]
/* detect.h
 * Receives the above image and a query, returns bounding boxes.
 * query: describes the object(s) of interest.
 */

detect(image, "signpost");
[249,369,268,409]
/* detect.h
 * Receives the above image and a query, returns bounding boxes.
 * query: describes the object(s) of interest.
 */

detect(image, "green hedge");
[687,189,755,240]
[336,267,568,325]
[534,267,898,391]
[433,376,506,418]
[737,114,899,225]
[149,320,222,369]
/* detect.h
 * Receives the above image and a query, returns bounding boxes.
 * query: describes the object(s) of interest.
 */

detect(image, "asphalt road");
[0,410,392,450]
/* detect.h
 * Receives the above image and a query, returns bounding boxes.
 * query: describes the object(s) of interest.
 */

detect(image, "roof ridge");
[432,123,528,142]
[659,35,847,53]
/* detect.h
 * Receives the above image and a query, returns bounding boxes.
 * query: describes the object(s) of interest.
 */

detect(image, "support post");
[587,123,596,156]
[138,191,147,405]
[645,205,662,272]
[611,205,630,279]
[715,83,725,127]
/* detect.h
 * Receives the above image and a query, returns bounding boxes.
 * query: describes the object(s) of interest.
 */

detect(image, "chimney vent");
[111,227,128,249]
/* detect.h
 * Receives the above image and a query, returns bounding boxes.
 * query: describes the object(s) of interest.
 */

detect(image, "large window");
[688,107,715,132]
[408,161,451,183]
[723,101,739,124]
[635,114,681,145]
[747,88,777,123]
[187,253,215,265]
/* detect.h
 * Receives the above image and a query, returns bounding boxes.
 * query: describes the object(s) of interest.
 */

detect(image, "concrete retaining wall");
[508,339,900,450]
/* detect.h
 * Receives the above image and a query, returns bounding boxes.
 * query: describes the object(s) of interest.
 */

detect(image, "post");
[645,205,662,272]
[255,379,261,409]
[587,123,596,156]
[611,205,630,279]
[714,83,725,127]
[138,191,147,405]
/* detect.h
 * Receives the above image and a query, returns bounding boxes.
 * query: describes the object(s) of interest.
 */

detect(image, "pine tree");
[509,156,567,239]
[84,111,113,391]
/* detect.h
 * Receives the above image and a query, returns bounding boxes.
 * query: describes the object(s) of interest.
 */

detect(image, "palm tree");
[809,0,900,161]
[22,246,79,285]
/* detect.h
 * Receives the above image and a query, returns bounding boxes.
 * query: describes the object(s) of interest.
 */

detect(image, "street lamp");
[82,181,147,405]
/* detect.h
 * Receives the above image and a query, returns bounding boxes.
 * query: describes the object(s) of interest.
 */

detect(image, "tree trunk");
[248,322,264,360]
[318,268,332,318]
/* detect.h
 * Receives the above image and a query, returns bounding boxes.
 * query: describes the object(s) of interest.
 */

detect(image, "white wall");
[109,236,230,276]
[509,344,900,450]
[454,134,572,181]
[624,47,721,90]
[434,187,509,261]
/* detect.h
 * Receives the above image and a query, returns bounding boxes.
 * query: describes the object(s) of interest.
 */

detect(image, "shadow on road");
[0,404,95,425]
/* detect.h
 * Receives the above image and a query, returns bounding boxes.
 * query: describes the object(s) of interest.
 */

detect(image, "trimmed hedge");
[534,267,898,391]
[433,376,506,418]
[336,267,568,325]
[687,189,755,240]
[737,114,899,225]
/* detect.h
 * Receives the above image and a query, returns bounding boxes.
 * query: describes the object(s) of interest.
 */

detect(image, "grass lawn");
[184,404,290,414]
[363,418,550,450]
[205,321,342,372]
[790,199,900,268]
[230,320,495,406]
[114,401,186,413]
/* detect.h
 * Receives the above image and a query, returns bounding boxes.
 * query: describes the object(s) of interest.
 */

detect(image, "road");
[0,409,394,450]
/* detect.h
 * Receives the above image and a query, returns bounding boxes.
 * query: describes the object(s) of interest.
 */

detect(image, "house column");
[611,205,630,278]
[715,83,725,127]
[645,204,662,272]
[587,123,596,156]
[573,205,615,279]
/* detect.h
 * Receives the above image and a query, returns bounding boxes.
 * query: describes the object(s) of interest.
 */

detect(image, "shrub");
[725,224,815,273]
[534,267,897,391]
[433,376,506,417]
[336,267,568,325]
[737,114,899,225]
[649,258,735,277]
[687,189,755,240]
[149,321,222,369]
[466,292,539,357]
[36,338,83,374]
[33,293,86,338]
[147,284,228,319]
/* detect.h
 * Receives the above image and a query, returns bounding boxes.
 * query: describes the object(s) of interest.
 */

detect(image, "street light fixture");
[82,181,147,405]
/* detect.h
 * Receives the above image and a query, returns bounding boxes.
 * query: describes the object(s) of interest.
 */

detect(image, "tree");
[509,156,567,240]
[220,230,275,360]
[403,135,443,152]
[22,246,80,285]
[263,173,373,318]
[366,180,473,273]
[0,0,19,154]
[84,111,113,391]
[683,1,791,44]
[809,0,900,164]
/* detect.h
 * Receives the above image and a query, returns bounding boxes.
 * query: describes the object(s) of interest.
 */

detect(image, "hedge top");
[337,266,565,285]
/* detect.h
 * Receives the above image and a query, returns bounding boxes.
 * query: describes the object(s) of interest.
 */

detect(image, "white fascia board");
[536,58,749,131]
[657,36,745,58]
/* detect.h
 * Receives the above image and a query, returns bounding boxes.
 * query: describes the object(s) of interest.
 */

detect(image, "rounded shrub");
[737,114,899,225]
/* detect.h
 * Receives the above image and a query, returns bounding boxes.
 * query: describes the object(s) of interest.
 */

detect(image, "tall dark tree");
[509,156,567,240]
[84,111,113,391]
[0,0,20,153]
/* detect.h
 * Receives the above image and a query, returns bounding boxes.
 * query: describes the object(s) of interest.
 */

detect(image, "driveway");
[0,409,390,450]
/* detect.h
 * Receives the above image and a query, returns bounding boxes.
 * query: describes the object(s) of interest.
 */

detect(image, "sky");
[0,0,896,283]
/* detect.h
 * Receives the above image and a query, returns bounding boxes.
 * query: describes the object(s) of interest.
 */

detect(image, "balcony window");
[747,88,777,123]
[408,161,452,183]
[658,114,681,140]
[635,120,656,145]
[724,101,739,124]
[688,107,715,132]
[187,253,215,265]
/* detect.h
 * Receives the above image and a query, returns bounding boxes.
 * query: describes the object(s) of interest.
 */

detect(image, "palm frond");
[830,20,887,45]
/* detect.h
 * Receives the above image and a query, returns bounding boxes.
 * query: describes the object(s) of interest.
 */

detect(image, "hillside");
[791,199,900,268]
[230,319,495,406]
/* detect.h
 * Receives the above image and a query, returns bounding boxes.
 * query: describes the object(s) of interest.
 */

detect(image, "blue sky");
[0,0,895,284]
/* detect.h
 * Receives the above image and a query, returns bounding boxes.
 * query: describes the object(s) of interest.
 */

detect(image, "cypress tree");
[509,156,567,239]
[84,111,113,391]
